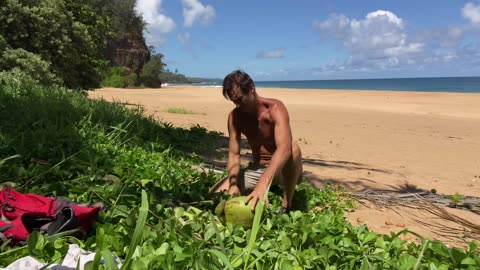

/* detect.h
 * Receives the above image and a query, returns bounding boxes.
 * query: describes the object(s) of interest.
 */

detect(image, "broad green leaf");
[139,179,152,186]
[467,241,478,253]
[449,248,467,265]
[204,227,215,242]
[399,254,416,269]
[101,250,119,269]
[460,257,476,265]
[27,231,45,257]
[208,249,234,270]
[156,243,169,255]
[280,237,292,251]
[430,242,449,258]
[362,232,377,244]
[232,257,243,268]
[374,237,386,249]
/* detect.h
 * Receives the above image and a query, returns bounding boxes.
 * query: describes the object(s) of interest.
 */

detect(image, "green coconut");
[214,199,226,224]
[223,196,255,229]
[215,199,226,216]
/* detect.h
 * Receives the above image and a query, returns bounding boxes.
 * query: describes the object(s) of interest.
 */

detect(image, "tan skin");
[211,83,303,211]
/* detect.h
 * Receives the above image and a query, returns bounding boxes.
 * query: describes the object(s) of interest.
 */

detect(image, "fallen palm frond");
[349,190,480,246]
[413,194,480,235]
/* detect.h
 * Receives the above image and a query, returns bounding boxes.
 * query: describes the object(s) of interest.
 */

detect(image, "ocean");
[197,76,480,93]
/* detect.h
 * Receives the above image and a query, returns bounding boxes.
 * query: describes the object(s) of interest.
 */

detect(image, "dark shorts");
[238,163,280,193]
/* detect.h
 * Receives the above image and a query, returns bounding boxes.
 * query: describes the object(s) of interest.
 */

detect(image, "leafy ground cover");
[0,72,479,269]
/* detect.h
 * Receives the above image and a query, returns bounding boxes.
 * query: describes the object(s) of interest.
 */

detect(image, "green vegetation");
[0,0,219,90]
[89,0,145,35]
[101,67,128,88]
[140,53,166,88]
[1,73,479,269]
[449,192,465,208]
[0,0,170,90]
[158,70,222,85]
[158,70,191,84]
[165,107,202,115]
[0,0,108,89]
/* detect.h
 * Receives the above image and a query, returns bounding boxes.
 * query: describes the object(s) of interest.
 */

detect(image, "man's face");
[229,84,255,112]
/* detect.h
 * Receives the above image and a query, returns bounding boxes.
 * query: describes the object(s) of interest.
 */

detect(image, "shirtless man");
[210,70,303,212]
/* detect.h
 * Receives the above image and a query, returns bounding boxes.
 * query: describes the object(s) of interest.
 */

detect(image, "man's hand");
[245,183,269,211]
[228,185,240,196]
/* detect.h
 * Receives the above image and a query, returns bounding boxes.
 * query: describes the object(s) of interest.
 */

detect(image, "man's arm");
[227,110,242,195]
[246,101,293,209]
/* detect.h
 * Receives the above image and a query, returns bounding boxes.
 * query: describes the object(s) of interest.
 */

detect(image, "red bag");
[0,187,101,245]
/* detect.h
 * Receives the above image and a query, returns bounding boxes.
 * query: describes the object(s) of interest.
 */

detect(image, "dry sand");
[89,86,480,248]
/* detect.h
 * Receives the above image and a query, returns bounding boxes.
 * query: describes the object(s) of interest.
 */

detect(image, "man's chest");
[238,116,274,143]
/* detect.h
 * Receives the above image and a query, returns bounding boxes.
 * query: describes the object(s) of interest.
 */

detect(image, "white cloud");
[414,26,464,49]
[366,10,403,26]
[384,43,424,57]
[182,0,216,28]
[135,0,176,45]
[256,48,285,59]
[254,71,272,77]
[314,10,424,72]
[462,2,480,25]
[253,69,289,79]
[177,32,191,44]
[136,0,175,33]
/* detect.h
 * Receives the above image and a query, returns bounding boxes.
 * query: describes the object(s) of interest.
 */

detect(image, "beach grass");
[165,107,204,115]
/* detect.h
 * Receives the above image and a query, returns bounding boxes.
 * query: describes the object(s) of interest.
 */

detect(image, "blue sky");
[135,0,480,81]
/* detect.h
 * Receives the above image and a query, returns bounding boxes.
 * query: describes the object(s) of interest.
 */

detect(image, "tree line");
[0,0,174,89]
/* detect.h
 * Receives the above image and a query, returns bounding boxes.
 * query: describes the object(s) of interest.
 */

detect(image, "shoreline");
[178,75,480,93]
[177,84,480,94]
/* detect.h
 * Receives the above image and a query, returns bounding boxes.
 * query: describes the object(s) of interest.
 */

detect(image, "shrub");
[101,75,125,88]
[127,72,138,88]
[0,34,6,52]
[140,53,165,88]
[100,66,126,88]
[0,48,59,86]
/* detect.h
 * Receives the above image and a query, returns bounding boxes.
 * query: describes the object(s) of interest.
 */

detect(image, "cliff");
[106,32,150,73]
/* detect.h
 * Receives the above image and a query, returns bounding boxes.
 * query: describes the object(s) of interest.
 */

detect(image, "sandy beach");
[89,86,480,247]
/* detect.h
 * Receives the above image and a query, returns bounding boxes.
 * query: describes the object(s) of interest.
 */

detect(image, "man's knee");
[292,142,302,162]
[292,142,303,184]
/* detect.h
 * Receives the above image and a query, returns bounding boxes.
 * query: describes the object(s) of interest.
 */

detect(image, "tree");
[140,53,166,88]
[85,0,145,36]
[1,48,59,85]
[0,0,109,89]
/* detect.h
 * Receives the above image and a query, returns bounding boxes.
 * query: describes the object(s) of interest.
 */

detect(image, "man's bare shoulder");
[229,108,242,119]
[228,108,243,127]
[263,97,286,106]
[264,97,289,116]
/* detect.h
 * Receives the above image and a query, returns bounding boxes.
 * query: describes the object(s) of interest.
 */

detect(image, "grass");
[0,72,479,269]
[165,107,204,115]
